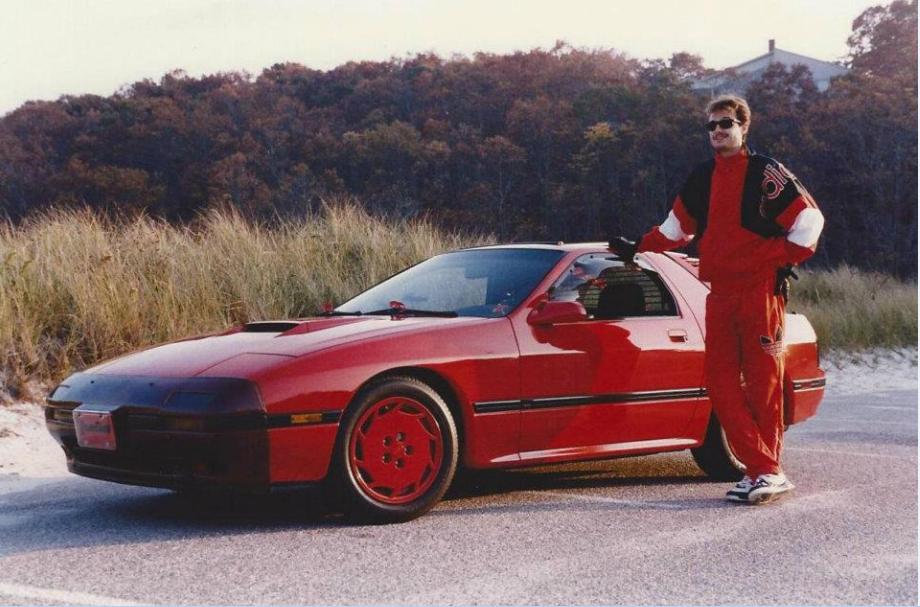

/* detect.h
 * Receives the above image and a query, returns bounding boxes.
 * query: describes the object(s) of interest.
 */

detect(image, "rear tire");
[331,376,458,523]
[691,414,746,481]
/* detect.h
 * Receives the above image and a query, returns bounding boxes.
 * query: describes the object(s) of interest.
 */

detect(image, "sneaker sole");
[726,493,748,503]
[748,484,794,505]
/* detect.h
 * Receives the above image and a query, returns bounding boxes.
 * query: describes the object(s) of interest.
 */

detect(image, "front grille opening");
[73,446,226,477]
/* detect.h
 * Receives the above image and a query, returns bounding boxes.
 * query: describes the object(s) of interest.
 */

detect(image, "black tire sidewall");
[718,424,746,473]
[690,414,746,481]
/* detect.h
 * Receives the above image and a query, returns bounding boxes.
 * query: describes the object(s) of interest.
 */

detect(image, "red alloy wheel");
[347,396,445,505]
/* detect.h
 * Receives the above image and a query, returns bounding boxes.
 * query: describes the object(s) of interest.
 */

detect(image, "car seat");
[596,282,646,319]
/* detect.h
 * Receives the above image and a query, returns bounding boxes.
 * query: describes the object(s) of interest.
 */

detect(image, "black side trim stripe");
[474,400,522,414]
[474,377,824,415]
[323,411,343,424]
[474,388,706,414]
[792,377,826,390]
[123,410,343,431]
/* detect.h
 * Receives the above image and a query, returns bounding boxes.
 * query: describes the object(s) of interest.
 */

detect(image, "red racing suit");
[638,148,824,478]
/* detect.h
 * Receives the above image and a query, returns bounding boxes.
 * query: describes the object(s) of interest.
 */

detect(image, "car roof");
[459,242,610,254]
[454,243,697,268]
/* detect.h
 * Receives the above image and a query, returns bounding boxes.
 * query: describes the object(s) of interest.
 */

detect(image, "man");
[609,95,824,504]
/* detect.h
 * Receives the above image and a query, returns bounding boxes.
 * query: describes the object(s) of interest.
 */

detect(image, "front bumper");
[46,374,270,491]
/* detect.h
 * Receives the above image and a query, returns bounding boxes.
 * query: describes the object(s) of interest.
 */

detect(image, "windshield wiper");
[363,308,458,318]
[319,310,363,316]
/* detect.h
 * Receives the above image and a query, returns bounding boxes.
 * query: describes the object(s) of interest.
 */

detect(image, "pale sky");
[0,0,879,116]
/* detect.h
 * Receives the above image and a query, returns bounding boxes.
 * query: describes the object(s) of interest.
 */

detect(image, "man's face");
[707,108,748,156]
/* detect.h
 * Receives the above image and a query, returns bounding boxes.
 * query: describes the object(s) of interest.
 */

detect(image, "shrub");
[0,200,488,390]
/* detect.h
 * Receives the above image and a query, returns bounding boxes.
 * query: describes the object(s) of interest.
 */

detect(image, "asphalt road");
[0,389,915,605]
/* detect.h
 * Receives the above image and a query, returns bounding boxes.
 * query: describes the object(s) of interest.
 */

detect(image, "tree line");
[0,0,915,276]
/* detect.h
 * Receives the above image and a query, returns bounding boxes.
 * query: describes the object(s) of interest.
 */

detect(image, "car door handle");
[667,329,688,342]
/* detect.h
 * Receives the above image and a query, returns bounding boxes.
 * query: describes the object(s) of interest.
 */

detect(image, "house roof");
[693,44,848,89]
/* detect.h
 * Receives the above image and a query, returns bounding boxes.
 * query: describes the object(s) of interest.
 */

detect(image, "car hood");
[88,316,490,377]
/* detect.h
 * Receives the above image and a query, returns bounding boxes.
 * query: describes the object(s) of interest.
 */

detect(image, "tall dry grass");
[0,204,915,397]
[0,201,488,394]
[788,265,917,352]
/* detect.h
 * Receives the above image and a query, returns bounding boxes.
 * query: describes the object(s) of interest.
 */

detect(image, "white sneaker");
[726,476,755,502]
[747,473,795,504]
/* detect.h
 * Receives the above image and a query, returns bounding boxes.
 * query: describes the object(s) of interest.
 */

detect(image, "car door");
[514,252,705,464]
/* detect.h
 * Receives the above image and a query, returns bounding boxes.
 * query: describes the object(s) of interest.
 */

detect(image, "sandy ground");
[821,347,918,395]
[0,348,915,495]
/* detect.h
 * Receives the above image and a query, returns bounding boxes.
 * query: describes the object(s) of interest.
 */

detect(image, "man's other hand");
[608,236,639,261]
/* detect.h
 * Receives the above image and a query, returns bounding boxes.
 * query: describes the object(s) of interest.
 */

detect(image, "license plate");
[74,411,117,451]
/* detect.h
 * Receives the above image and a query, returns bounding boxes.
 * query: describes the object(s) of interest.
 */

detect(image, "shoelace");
[752,477,781,489]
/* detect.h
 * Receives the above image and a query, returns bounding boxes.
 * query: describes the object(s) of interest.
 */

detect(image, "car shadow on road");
[446,469,712,500]
[445,451,713,499]
[0,453,730,556]
[435,456,736,515]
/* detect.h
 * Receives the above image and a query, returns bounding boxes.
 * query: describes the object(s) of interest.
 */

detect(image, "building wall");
[692,48,848,95]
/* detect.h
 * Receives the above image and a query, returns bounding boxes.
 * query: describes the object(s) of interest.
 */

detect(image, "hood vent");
[242,321,303,333]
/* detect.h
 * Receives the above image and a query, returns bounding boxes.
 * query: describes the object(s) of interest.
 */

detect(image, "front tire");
[691,414,746,481]
[332,376,458,523]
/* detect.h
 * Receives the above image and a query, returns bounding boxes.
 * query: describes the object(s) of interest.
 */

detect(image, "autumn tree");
[847,0,918,83]
[0,6,915,275]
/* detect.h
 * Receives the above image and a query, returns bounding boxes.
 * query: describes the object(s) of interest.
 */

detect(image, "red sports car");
[45,244,825,522]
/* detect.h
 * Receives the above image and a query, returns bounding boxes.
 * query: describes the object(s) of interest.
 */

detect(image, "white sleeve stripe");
[787,207,825,248]
[659,210,692,242]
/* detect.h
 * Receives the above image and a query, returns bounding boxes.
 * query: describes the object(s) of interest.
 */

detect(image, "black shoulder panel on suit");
[740,154,790,238]
[679,159,715,239]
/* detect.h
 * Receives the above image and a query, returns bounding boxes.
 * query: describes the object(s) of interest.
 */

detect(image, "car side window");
[549,254,678,320]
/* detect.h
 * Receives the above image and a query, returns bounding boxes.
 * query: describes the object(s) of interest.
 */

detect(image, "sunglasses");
[706,118,741,131]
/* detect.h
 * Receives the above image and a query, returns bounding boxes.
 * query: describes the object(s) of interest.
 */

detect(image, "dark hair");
[706,95,751,143]
[706,95,751,126]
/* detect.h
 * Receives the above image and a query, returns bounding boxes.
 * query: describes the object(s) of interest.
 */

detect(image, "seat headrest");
[596,283,646,318]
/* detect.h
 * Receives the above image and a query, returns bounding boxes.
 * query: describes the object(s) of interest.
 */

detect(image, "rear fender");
[783,313,826,425]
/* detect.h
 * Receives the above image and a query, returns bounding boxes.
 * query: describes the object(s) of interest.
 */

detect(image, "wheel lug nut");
[395,459,404,468]
[382,453,390,463]
[404,446,413,455]
[396,432,405,441]
[383,437,392,446]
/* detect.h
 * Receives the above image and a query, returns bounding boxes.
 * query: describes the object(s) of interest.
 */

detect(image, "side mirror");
[527,300,588,326]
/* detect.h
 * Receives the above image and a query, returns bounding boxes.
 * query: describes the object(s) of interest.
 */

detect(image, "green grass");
[788,265,918,352]
[0,205,915,398]
[0,201,488,395]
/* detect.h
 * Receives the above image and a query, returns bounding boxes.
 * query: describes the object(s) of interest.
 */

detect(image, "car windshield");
[335,248,565,318]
